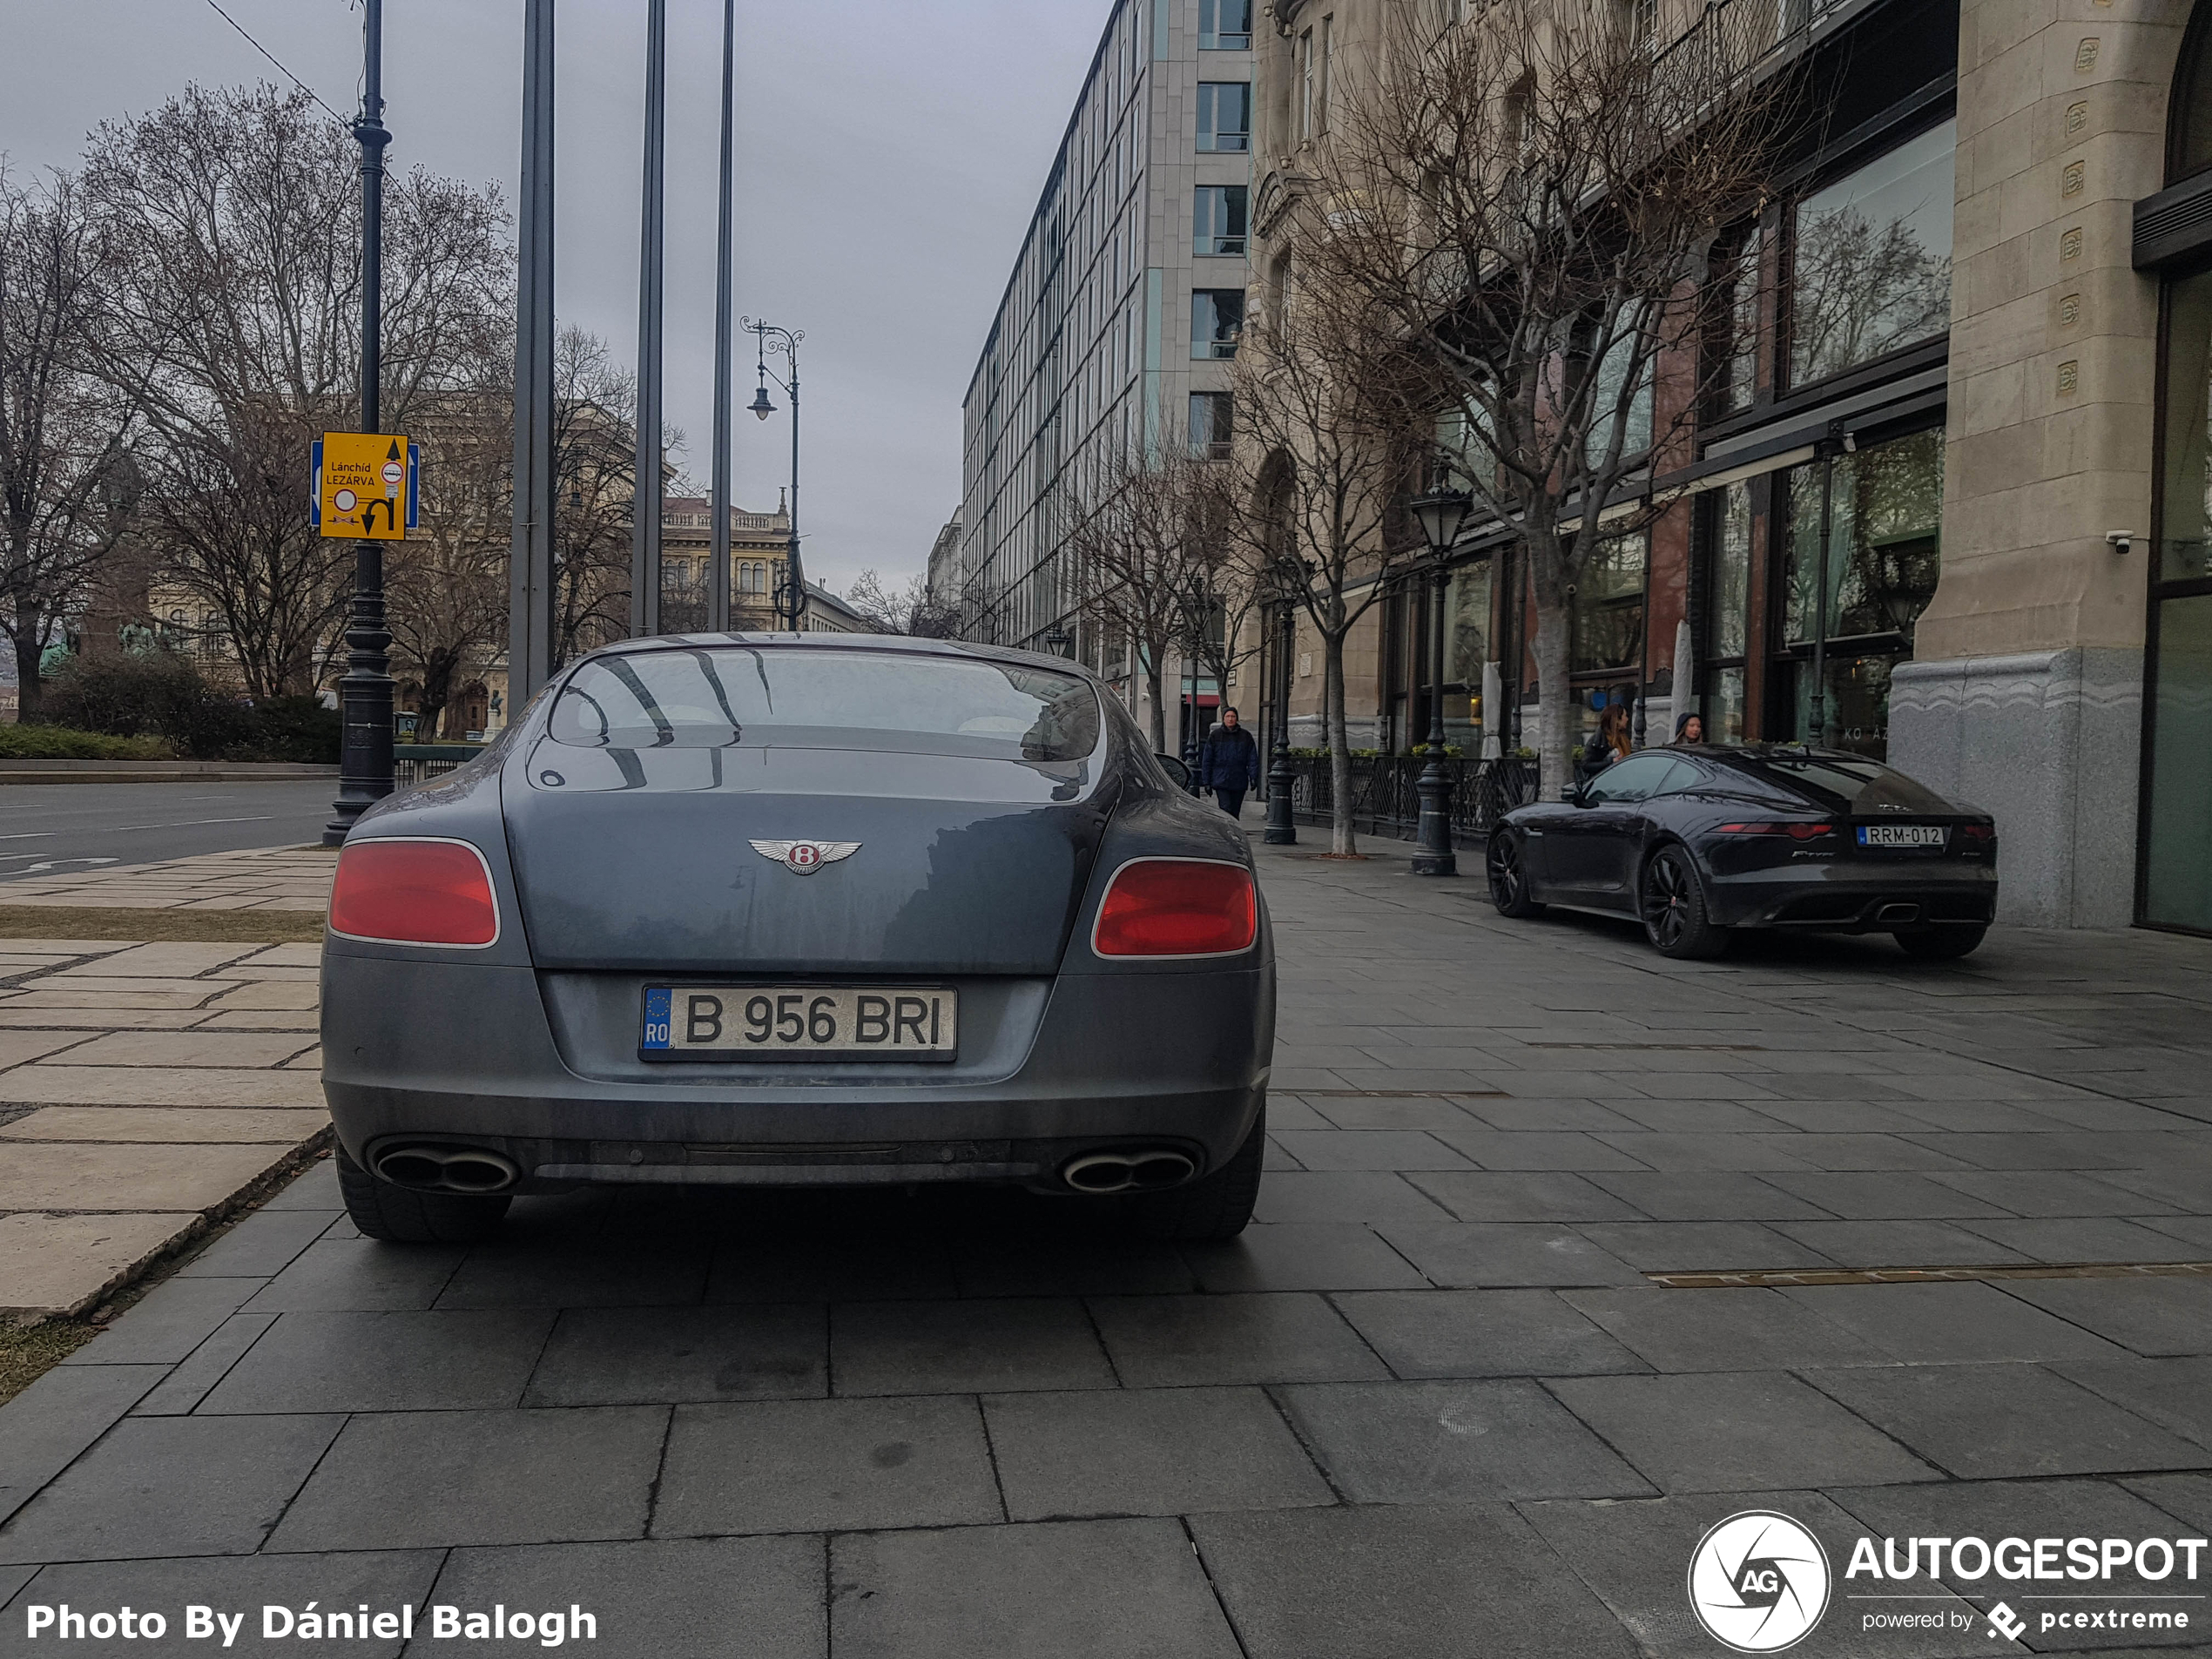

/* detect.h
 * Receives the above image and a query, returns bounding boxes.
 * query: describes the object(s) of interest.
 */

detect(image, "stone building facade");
[1236,0,2212,930]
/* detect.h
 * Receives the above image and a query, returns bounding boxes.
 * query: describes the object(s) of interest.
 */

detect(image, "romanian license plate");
[1858,823,1946,849]
[641,986,957,1059]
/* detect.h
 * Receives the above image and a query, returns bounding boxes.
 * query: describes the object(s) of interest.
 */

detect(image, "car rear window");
[547,648,1102,762]
[1746,754,1955,814]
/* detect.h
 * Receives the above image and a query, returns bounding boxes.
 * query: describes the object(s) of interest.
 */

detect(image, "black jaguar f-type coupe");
[320,635,1274,1244]
[1486,745,1998,961]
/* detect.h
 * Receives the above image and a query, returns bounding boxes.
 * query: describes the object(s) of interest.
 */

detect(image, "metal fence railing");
[1280,754,1538,846]
[395,744,488,788]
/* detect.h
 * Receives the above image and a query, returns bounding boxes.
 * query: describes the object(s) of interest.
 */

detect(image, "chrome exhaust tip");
[1877,902,1922,924]
[373,1143,522,1194]
[1061,1149,1197,1194]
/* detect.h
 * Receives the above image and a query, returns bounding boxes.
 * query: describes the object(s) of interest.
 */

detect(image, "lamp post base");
[1410,759,1457,877]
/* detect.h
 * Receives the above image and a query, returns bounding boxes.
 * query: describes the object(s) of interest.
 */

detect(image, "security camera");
[2106,530,2135,554]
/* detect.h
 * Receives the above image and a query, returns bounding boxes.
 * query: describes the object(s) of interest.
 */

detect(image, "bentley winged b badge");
[750,840,861,875]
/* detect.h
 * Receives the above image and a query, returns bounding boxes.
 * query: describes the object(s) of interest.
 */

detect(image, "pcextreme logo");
[1688,1511,1832,1653]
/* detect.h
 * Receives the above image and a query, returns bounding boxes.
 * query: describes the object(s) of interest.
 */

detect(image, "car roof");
[569,631,1100,681]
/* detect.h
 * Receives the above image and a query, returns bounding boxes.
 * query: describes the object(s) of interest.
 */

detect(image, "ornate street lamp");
[1407,480,1473,876]
[744,319,805,629]
[1264,602,1298,845]
[1042,623,1072,657]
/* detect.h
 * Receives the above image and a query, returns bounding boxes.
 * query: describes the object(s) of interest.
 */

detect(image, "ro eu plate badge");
[643,988,673,1051]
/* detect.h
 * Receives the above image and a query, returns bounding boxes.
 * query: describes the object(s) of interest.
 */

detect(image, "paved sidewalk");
[0,847,335,912]
[0,842,2208,1656]
[0,941,327,1315]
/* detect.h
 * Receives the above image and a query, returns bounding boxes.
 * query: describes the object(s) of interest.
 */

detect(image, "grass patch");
[0,907,325,942]
[0,1318,100,1405]
[0,725,173,760]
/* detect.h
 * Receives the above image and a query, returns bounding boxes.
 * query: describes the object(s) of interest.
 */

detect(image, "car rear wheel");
[1641,845,1730,960]
[1116,1103,1264,1241]
[337,1145,511,1244]
[1487,833,1545,918]
[1895,925,1987,961]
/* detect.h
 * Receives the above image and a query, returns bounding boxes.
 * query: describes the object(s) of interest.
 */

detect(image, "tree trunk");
[13,607,47,721]
[1144,651,1167,753]
[1532,600,1574,802]
[1324,632,1357,856]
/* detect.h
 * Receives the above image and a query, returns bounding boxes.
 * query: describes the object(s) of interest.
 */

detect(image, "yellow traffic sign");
[318,431,410,540]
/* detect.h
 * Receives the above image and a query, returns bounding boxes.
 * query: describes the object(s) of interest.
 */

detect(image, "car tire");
[1116,1103,1264,1241]
[1895,925,1987,961]
[1487,833,1546,918]
[337,1145,511,1244]
[1640,844,1731,960]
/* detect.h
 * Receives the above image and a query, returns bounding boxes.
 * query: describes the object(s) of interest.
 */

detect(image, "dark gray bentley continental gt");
[321,635,1273,1244]
[1486,745,1998,961]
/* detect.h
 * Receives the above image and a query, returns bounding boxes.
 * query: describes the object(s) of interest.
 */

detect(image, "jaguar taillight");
[1092,859,1258,958]
[1714,821,1835,840]
[328,838,500,947]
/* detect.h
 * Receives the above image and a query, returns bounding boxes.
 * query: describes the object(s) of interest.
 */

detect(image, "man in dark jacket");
[1199,706,1261,819]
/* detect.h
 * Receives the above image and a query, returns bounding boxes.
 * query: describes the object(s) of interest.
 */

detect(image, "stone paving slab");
[0,845,2209,1650]
[0,846,336,912]
[0,930,330,1315]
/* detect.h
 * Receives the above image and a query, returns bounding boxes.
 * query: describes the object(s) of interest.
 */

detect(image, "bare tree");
[843,569,959,637]
[547,327,637,666]
[1065,432,1224,753]
[1231,264,1433,853]
[79,84,509,697]
[386,393,509,739]
[0,169,136,714]
[1291,0,1791,798]
[1179,460,1273,735]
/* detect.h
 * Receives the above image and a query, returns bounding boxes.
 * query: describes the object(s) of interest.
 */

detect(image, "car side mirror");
[1565,783,1588,806]
[1156,753,1193,790]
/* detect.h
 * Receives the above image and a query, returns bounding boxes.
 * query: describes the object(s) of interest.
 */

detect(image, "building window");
[1200,0,1251,49]
[1190,391,1233,458]
[1583,327,1653,469]
[1788,119,1956,388]
[1197,82,1251,152]
[1298,22,1333,140]
[1773,426,1943,757]
[1194,185,1248,256]
[1192,289,1244,359]
[1708,225,1762,417]
[1299,30,1316,140]
[1699,483,1751,745]
[1571,532,1647,675]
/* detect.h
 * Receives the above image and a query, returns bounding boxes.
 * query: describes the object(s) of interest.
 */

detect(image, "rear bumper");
[1704,862,1999,932]
[320,955,1272,1194]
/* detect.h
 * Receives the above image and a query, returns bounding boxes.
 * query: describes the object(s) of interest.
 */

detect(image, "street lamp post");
[324,0,395,847]
[745,320,805,630]
[1407,480,1473,877]
[1043,623,1072,658]
[1264,603,1297,845]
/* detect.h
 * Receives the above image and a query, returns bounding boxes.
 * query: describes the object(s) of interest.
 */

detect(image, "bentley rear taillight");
[1092,859,1257,958]
[329,839,500,947]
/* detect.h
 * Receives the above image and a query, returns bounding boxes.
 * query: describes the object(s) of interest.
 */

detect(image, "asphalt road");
[0,779,340,882]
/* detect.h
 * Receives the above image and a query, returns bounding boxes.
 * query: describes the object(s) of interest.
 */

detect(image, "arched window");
[2174,7,2212,182]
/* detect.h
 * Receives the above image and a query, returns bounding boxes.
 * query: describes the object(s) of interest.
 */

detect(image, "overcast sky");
[0,0,1104,593]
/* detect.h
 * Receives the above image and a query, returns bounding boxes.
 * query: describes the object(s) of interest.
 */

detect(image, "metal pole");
[324,0,395,846]
[630,0,665,638]
[1264,604,1298,845]
[508,0,556,701]
[710,0,734,634]
[1809,424,1838,747]
[1412,558,1458,875]
[785,352,801,629]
